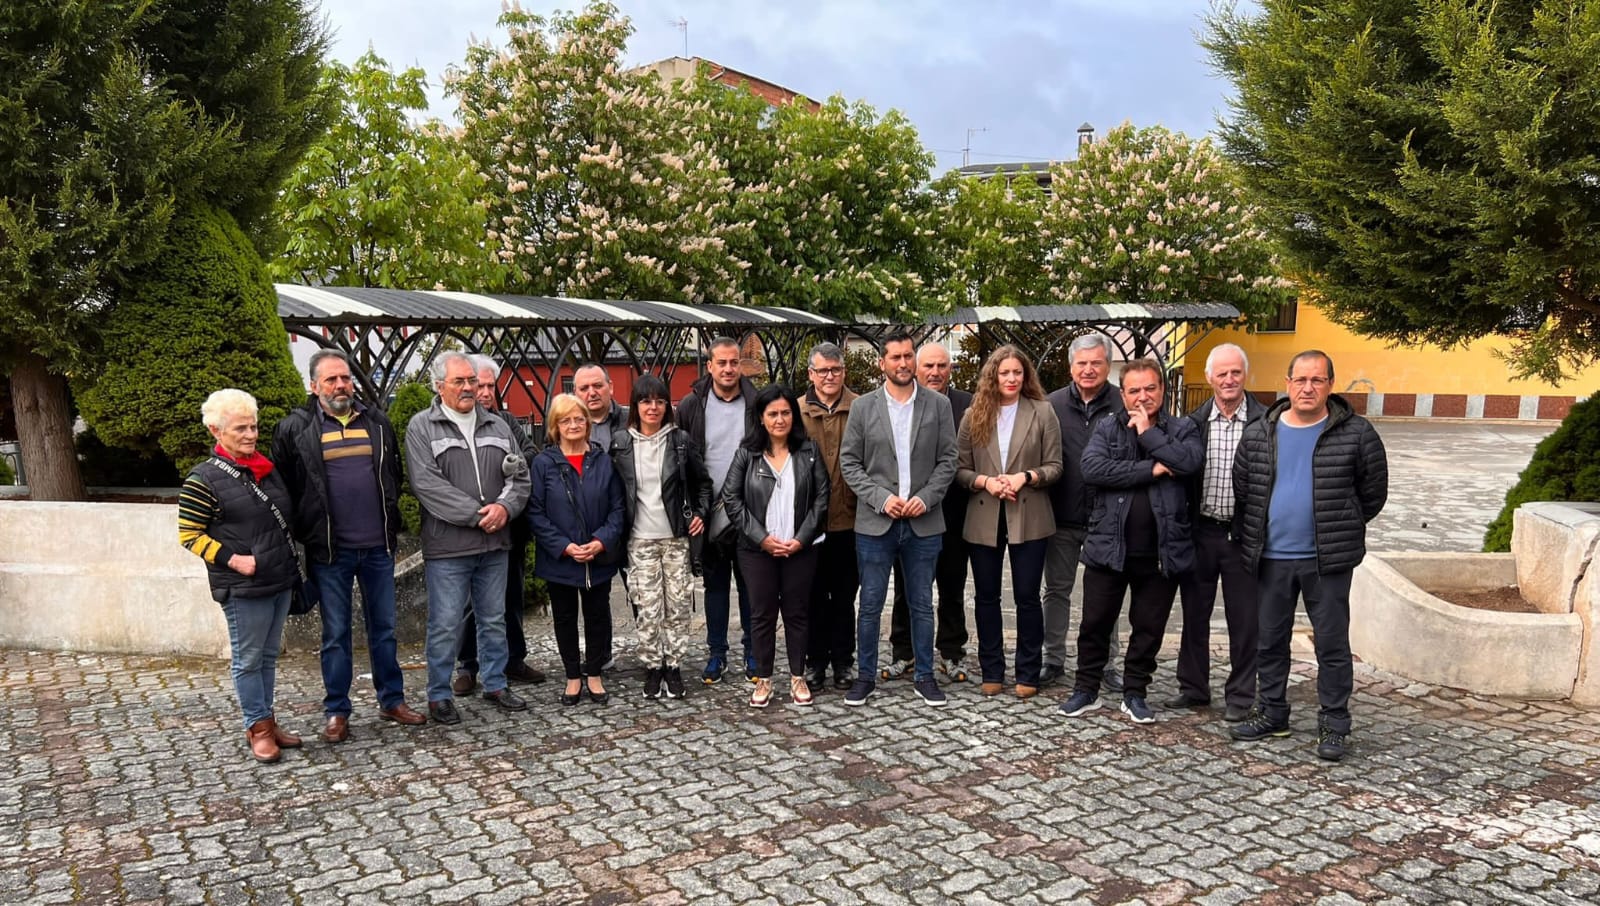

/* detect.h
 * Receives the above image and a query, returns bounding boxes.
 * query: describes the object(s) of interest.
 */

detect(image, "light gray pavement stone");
[6,421,1600,903]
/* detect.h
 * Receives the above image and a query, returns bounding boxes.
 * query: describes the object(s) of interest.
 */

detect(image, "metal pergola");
[276,285,1241,419]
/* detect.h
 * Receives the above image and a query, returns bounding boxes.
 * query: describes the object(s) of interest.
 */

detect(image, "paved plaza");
[5,420,1600,904]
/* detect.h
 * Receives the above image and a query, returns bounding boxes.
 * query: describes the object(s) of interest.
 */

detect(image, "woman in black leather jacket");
[722,384,830,708]
[609,374,712,701]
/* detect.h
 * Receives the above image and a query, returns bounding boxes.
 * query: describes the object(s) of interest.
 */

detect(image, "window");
[1261,299,1298,333]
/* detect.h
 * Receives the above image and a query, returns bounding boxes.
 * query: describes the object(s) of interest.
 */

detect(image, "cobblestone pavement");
[6,420,1598,905]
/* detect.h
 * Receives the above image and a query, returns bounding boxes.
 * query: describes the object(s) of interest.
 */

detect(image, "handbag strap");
[208,456,305,582]
[556,464,592,542]
[671,431,694,522]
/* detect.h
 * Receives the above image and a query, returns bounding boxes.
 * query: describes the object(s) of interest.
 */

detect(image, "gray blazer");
[839,384,959,537]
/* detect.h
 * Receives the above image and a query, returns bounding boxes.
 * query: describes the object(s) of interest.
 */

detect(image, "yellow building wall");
[1187,301,1600,400]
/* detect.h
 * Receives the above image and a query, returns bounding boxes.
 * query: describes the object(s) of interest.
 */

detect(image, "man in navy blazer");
[839,331,960,707]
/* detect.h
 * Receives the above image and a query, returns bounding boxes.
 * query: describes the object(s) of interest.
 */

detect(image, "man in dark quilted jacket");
[1229,350,1388,762]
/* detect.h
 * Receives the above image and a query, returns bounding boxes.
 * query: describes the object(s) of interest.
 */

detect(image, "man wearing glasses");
[798,343,860,691]
[406,352,533,724]
[1229,350,1388,762]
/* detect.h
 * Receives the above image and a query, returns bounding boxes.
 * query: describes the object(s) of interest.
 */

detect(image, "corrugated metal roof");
[928,303,1239,325]
[275,285,840,327]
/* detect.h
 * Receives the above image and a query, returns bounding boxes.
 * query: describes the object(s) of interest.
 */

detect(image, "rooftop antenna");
[668,17,688,58]
[963,127,988,167]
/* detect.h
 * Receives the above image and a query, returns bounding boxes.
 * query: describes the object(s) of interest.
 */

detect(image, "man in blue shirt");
[1229,350,1388,761]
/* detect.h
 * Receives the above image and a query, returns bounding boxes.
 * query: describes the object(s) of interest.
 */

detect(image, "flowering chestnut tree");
[450,3,749,304]
[1041,122,1294,319]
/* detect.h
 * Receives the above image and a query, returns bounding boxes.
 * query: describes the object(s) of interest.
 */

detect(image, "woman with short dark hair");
[722,384,830,708]
[609,374,712,700]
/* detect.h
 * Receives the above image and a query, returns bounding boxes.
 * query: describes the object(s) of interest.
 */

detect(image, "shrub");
[1483,392,1600,551]
[387,380,435,536]
[74,204,303,472]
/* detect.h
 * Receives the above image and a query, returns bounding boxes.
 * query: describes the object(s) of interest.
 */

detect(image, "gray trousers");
[1042,525,1122,669]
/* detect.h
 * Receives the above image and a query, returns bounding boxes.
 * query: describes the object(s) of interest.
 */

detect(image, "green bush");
[0,452,14,486]
[1484,391,1600,551]
[74,204,303,472]
[387,380,435,535]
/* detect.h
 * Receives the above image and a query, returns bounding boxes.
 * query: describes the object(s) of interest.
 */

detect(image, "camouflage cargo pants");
[628,536,694,668]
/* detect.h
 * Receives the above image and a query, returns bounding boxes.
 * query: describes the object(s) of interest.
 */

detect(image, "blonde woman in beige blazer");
[956,346,1064,698]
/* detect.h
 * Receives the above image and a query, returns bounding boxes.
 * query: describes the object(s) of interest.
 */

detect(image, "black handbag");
[673,432,705,577]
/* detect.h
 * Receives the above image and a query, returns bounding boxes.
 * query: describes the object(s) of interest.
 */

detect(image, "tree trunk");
[9,352,86,501]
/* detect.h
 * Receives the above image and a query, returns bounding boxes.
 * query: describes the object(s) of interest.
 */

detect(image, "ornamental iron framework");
[275,285,1240,420]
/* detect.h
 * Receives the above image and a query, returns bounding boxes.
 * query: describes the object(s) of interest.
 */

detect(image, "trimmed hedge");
[1484,391,1600,551]
[75,204,303,471]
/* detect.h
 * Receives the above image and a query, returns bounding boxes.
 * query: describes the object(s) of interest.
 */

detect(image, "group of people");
[180,331,1386,766]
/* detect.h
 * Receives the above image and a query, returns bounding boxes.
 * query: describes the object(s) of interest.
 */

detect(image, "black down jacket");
[1232,395,1388,575]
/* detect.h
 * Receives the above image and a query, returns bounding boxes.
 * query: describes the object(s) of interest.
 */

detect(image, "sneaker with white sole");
[843,679,875,706]
[1121,695,1155,724]
[749,677,773,708]
[790,675,814,706]
[914,677,948,706]
[1059,690,1101,717]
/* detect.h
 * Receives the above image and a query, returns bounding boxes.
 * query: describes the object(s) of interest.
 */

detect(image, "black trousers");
[739,545,817,678]
[548,581,613,680]
[968,516,1048,685]
[1255,558,1353,733]
[890,525,970,662]
[459,532,528,671]
[807,530,858,674]
[1174,521,1259,708]
[1073,556,1177,698]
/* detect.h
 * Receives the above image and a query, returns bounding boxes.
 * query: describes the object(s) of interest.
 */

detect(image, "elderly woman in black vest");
[178,389,303,764]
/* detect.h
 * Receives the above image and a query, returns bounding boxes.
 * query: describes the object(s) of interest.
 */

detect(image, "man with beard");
[271,350,425,742]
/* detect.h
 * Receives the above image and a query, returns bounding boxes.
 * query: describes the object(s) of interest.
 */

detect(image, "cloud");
[319,0,1235,171]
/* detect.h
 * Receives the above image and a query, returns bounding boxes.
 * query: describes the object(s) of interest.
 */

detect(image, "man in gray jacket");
[406,352,533,724]
[839,331,959,707]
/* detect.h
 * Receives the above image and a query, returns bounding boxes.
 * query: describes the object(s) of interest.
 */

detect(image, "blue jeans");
[425,551,509,702]
[702,541,751,660]
[312,547,405,716]
[220,588,291,730]
[856,522,942,682]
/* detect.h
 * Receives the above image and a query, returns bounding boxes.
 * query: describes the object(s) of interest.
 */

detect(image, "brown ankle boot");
[247,719,281,763]
[268,717,302,748]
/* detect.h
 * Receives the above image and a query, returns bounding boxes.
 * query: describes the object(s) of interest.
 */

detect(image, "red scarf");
[215,444,274,482]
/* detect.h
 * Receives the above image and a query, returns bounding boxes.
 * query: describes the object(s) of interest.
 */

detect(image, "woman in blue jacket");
[529,393,626,705]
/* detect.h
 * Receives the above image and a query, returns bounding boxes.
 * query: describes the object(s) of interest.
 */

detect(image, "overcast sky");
[318,0,1239,175]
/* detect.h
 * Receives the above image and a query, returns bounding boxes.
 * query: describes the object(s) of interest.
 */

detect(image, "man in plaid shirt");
[1169,343,1267,722]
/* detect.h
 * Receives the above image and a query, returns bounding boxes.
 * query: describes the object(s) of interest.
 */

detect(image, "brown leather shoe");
[322,714,350,744]
[452,670,477,695]
[246,719,281,763]
[980,682,1004,696]
[268,718,302,748]
[378,702,426,726]
[1015,684,1039,699]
